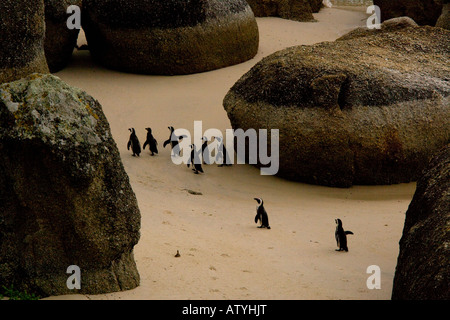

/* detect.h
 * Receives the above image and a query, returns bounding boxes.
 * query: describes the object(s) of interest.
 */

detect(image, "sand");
[48,7,416,300]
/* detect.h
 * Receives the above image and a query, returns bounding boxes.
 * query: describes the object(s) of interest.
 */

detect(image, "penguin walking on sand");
[127,128,141,157]
[254,198,270,229]
[143,127,158,156]
[187,144,204,174]
[335,219,353,252]
[163,126,186,155]
[214,136,232,167]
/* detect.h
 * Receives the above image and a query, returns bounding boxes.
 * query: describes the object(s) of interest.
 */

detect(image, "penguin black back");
[143,127,158,156]
[127,128,141,157]
[335,218,353,252]
[254,198,270,229]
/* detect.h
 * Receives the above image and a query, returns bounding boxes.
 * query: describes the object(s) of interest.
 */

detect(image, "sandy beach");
[48,6,417,300]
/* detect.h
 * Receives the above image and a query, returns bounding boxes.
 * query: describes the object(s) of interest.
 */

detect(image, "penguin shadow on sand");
[143,127,158,156]
[127,128,141,157]
[334,218,353,252]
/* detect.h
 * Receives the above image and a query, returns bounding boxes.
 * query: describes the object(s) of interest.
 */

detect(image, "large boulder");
[246,0,322,21]
[392,145,450,300]
[44,0,82,72]
[0,0,49,84]
[0,74,141,297]
[81,0,259,75]
[436,3,450,30]
[373,0,444,26]
[223,24,450,187]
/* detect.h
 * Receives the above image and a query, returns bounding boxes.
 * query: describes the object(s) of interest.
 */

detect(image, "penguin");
[163,126,186,155]
[201,136,209,164]
[335,218,353,252]
[143,127,158,156]
[214,136,232,167]
[127,128,141,157]
[254,198,270,229]
[187,144,204,174]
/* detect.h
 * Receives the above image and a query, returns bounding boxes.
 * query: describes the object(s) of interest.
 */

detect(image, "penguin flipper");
[254,214,259,224]
[345,231,354,235]
[143,141,148,150]
[127,140,131,150]
[163,139,170,148]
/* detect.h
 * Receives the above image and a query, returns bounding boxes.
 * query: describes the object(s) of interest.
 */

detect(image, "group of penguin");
[128,127,354,252]
[127,126,232,175]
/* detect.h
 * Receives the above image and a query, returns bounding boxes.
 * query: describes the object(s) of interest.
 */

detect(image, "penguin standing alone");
[254,198,270,229]
[143,127,158,156]
[335,218,353,252]
[127,128,141,157]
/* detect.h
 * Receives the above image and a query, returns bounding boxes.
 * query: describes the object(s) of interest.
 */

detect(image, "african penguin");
[187,144,204,174]
[127,128,141,157]
[201,136,210,164]
[163,126,186,155]
[335,218,353,252]
[254,198,270,229]
[214,136,232,167]
[143,127,158,156]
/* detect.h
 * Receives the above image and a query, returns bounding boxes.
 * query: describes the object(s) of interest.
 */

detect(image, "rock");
[0,74,141,297]
[246,0,320,21]
[223,25,450,187]
[373,0,444,26]
[310,0,323,13]
[44,0,82,72]
[0,0,49,84]
[337,17,419,41]
[81,0,259,75]
[436,3,450,30]
[392,145,450,300]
